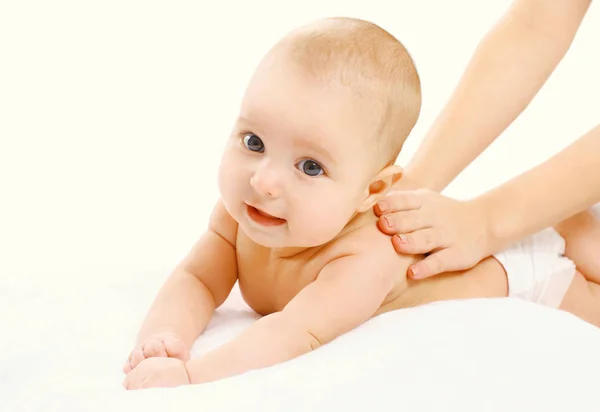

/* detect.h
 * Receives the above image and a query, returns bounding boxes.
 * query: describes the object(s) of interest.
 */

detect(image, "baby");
[122,17,600,390]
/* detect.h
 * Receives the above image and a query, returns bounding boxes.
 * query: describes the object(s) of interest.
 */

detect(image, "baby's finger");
[163,335,189,361]
[375,190,423,216]
[123,355,133,374]
[129,348,146,369]
[137,376,152,390]
[391,228,442,255]
[123,369,143,391]
[122,369,134,390]
[143,340,167,359]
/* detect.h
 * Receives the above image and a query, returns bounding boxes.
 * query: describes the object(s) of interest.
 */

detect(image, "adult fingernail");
[377,201,388,213]
[384,216,394,228]
[395,234,407,244]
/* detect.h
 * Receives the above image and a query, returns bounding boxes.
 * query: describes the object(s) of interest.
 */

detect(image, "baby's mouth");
[246,204,287,227]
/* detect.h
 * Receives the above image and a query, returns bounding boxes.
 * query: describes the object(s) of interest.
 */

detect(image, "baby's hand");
[123,333,189,373]
[123,357,191,390]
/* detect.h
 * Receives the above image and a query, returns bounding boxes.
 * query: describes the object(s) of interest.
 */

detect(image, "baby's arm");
[184,254,395,384]
[125,201,238,370]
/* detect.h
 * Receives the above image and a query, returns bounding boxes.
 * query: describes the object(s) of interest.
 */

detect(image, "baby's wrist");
[137,330,182,343]
[184,358,209,385]
[183,361,193,384]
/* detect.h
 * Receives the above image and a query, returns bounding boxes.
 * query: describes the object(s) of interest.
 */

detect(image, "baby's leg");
[554,208,600,284]
[559,271,600,327]
[555,207,600,326]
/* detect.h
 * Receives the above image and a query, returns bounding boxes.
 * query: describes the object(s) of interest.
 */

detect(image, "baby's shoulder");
[322,223,417,309]
[329,220,415,270]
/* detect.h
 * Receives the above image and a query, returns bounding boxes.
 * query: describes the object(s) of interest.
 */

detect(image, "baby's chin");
[240,223,337,249]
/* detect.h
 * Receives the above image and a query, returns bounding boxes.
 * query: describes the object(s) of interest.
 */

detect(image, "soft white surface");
[4,276,600,412]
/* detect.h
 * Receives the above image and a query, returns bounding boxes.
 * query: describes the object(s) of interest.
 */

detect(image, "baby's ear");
[357,165,403,213]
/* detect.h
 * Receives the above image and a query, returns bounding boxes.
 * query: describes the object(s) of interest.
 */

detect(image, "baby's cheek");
[216,156,232,194]
[218,152,245,196]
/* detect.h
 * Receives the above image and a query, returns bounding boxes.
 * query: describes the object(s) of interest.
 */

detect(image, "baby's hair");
[274,17,422,168]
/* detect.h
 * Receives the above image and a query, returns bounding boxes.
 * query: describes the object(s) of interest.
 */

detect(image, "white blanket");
[4,271,600,412]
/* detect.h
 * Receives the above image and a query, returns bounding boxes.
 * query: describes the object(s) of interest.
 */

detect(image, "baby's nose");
[250,165,281,198]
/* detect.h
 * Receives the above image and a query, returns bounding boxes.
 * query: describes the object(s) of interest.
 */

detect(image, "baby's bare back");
[235,212,508,317]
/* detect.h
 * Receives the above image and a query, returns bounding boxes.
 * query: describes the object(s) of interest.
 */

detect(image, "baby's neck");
[269,209,376,259]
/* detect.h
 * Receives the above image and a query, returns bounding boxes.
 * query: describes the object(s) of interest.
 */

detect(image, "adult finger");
[374,190,424,216]
[407,248,456,279]
[378,209,431,235]
[391,228,443,255]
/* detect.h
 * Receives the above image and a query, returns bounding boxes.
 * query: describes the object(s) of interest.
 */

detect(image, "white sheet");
[4,270,600,412]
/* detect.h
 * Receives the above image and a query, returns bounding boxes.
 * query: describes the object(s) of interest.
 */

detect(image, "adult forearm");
[405,0,589,191]
[481,123,600,251]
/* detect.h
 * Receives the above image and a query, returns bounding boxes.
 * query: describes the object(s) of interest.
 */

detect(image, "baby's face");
[217,58,380,248]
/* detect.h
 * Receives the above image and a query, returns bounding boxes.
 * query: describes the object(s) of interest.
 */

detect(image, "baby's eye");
[242,134,265,153]
[296,159,324,177]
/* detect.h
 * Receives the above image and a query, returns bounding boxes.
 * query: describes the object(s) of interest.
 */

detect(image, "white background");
[1,0,599,288]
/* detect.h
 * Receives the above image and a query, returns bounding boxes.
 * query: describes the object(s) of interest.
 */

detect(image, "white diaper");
[592,203,600,219]
[493,228,576,308]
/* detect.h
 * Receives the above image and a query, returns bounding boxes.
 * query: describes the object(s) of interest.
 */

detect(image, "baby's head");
[218,17,421,248]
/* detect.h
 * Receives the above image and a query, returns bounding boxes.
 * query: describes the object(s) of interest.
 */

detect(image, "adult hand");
[375,189,492,279]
